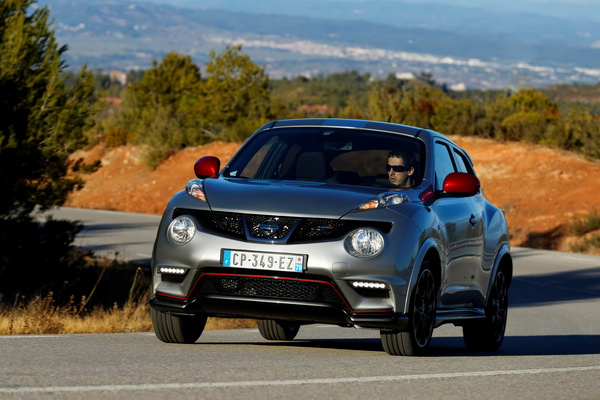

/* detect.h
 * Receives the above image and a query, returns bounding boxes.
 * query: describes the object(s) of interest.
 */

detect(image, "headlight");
[186,179,207,202]
[344,228,384,258]
[355,193,408,211]
[168,216,196,245]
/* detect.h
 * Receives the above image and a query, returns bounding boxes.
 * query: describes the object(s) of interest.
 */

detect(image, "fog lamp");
[168,216,196,245]
[344,228,384,258]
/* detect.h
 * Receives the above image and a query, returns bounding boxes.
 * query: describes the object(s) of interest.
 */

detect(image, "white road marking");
[2,366,599,394]
[0,335,67,339]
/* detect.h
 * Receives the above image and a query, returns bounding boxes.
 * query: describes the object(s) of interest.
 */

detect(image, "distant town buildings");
[108,71,128,86]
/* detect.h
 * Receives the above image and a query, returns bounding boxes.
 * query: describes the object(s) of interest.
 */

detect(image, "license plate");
[221,249,305,272]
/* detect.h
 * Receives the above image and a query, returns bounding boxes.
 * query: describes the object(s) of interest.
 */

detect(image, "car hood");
[203,178,404,218]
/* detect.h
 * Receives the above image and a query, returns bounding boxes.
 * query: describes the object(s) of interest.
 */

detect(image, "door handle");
[469,214,478,226]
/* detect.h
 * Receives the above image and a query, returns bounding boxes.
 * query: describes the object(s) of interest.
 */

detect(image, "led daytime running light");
[159,267,187,275]
[352,281,387,290]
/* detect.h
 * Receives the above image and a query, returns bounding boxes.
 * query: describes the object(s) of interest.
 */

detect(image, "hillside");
[41,0,600,89]
[66,138,600,254]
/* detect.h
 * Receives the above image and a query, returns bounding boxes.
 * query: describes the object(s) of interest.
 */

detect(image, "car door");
[452,147,484,276]
[431,141,480,308]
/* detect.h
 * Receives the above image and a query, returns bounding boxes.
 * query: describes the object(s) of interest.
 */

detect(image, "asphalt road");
[4,208,598,399]
[42,207,162,265]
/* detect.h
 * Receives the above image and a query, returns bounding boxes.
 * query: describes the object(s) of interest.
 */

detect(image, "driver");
[387,150,415,187]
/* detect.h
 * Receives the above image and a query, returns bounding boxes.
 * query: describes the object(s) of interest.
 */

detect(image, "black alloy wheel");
[381,261,437,356]
[463,269,508,351]
[258,319,301,341]
[151,308,207,344]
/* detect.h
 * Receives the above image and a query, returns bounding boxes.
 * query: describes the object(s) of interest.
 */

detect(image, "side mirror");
[442,172,480,196]
[194,156,220,179]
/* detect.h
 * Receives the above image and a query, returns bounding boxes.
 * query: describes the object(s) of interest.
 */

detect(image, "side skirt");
[435,307,486,328]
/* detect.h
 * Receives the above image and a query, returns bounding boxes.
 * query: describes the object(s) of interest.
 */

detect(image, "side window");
[236,136,278,178]
[434,142,456,190]
[453,148,474,175]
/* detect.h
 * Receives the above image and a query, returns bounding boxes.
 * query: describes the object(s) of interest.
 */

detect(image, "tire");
[463,269,508,352]
[381,261,437,356]
[151,308,207,344]
[258,319,300,341]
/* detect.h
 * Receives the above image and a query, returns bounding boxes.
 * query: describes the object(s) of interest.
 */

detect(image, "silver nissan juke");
[149,118,512,356]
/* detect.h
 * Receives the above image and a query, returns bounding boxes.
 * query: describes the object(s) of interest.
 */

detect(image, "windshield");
[224,127,425,188]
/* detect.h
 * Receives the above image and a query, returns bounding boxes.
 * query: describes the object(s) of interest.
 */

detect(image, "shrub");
[569,234,600,254]
[500,111,548,142]
[568,209,600,236]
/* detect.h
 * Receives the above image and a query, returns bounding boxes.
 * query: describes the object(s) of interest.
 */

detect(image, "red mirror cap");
[442,172,480,196]
[194,156,220,179]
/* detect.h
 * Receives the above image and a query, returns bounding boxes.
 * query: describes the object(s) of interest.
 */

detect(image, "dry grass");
[205,317,257,330]
[0,258,257,336]
[0,292,152,335]
[0,292,257,335]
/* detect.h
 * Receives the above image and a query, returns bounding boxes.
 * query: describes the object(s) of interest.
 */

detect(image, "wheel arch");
[401,238,442,314]
[486,244,513,299]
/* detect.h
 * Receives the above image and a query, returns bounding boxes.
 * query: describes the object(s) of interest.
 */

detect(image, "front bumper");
[151,202,424,327]
[150,270,409,330]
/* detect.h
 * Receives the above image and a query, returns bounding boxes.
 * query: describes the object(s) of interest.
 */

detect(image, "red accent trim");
[419,185,435,205]
[155,272,394,314]
[351,309,393,314]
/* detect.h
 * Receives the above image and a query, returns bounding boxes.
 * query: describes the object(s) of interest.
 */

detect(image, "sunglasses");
[386,164,411,172]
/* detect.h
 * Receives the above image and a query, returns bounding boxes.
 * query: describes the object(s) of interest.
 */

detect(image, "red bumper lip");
[150,294,405,330]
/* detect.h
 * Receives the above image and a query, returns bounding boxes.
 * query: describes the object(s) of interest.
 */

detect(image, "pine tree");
[0,0,97,219]
[201,45,271,141]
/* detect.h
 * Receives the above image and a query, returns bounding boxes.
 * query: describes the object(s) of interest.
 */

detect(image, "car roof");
[259,118,424,135]
[256,118,455,141]
[254,118,471,163]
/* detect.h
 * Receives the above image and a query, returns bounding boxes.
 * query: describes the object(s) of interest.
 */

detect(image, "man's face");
[387,156,414,187]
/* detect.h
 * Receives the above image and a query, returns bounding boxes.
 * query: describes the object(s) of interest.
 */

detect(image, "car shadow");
[194,333,600,356]
[253,338,385,353]
[510,268,600,308]
[430,334,600,357]
[508,248,600,307]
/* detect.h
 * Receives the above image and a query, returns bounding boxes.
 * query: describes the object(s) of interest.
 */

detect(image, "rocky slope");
[66,137,600,253]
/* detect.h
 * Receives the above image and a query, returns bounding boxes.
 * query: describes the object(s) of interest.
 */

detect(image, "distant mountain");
[143,0,600,47]
[40,0,600,89]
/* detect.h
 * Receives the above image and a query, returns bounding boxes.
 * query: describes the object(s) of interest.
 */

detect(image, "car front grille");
[208,211,245,240]
[196,274,347,307]
[246,214,299,240]
[174,208,392,243]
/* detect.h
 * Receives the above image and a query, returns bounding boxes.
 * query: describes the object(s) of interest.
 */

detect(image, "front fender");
[400,237,440,314]
[485,244,513,301]
[481,202,511,271]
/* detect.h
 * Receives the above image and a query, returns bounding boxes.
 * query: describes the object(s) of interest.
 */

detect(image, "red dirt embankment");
[66,137,600,253]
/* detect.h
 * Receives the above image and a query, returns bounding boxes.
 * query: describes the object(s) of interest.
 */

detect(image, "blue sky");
[136,0,599,22]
